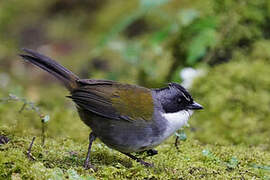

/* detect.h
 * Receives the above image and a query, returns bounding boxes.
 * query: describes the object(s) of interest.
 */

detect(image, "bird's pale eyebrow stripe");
[181,92,190,101]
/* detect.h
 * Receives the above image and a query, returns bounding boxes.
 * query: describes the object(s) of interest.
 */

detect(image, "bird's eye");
[177,98,182,103]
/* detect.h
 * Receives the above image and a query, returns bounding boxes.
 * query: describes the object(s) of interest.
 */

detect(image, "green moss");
[190,59,270,147]
[251,40,270,60]
[0,128,270,179]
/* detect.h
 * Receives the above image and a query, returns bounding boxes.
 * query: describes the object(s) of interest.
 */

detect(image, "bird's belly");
[78,109,166,153]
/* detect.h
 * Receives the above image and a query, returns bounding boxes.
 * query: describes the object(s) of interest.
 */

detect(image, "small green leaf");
[202,149,211,156]
[227,157,238,169]
[202,149,221,164]
[84,176,96,180]
[67,169,82,180]
[66,169,95,180]
[50,168,64,180]
[250,164,270,171]
[175,131,187,141]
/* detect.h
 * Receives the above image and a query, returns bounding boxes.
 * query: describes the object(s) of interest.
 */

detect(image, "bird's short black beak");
[186,102,203,110]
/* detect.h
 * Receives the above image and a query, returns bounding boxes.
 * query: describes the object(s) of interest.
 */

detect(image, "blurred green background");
[1,0,270,179]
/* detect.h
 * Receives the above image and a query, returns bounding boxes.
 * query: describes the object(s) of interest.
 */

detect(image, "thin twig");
[175,136,179,150]
[27,137,36,160]
[19,103,27,113]
[41,122,45,146]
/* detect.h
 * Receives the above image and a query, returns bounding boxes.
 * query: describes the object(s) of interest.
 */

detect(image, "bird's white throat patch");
[161,110,193,138]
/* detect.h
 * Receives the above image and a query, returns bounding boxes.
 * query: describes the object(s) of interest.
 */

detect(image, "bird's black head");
[155,82,203,113]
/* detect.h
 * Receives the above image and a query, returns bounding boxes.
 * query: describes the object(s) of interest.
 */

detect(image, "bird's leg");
[146,149,158,156]
[84,132,96,169]
[123,152,153,167]
[175,136,179,149]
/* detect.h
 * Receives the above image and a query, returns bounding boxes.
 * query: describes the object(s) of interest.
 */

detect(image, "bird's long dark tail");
[19,48,79,91]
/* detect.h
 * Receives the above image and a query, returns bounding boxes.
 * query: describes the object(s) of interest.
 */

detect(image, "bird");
[19,48,203,168]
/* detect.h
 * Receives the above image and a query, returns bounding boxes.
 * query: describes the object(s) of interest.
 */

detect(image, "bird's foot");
[123,152,154,167]
[146,149,158,156]
[84,162,96,170]
[138,159,154,167]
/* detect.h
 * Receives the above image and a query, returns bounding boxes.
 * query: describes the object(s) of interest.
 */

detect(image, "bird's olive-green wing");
[69,80,154,122]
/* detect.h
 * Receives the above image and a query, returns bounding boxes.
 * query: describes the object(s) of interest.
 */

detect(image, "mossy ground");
[1,58,270,179]
[1,128,270,179]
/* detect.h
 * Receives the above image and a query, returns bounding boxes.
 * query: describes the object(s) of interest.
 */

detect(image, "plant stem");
[27,137,36,160]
